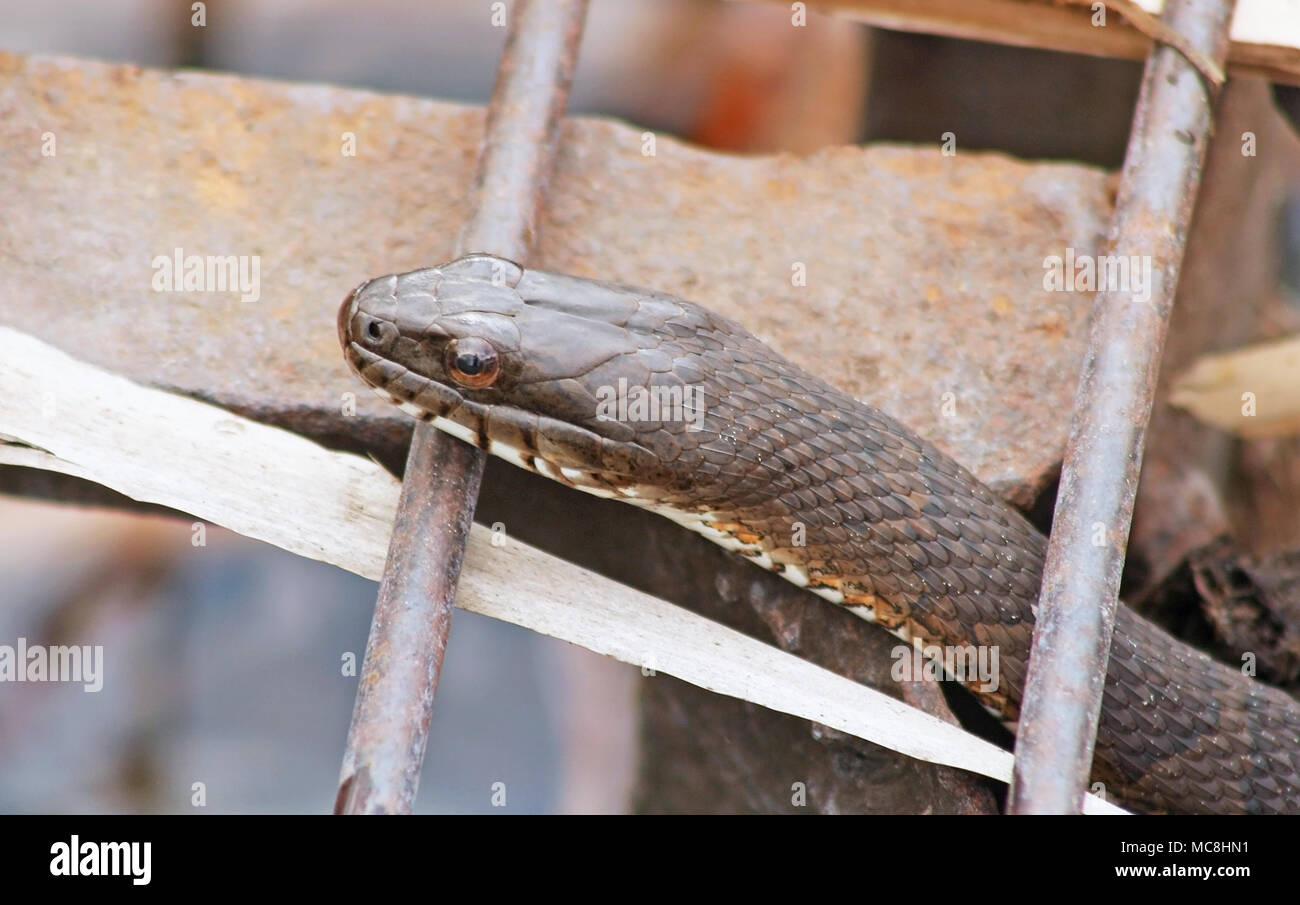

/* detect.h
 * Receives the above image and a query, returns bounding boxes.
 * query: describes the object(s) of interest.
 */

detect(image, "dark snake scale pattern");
[339,255,1300,814]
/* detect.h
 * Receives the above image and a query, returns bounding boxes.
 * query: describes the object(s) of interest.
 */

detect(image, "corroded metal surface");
[0,51,1114,505]
[1012,0,1239,814]
[335,0,589,815]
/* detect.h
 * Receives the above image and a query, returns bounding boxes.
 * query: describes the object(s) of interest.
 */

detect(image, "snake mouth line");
[345,339,639,498]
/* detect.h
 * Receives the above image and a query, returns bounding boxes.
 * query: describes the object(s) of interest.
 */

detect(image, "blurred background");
[5,0,1290,813]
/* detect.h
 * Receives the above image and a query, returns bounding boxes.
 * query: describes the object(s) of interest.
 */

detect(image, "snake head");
[339,254,732,500]
[339,254,527,422]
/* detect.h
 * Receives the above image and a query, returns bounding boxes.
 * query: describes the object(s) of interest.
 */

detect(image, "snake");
[338,253,1300,814]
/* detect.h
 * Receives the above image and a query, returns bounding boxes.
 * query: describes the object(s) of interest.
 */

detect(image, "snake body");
[339,254,1300,814]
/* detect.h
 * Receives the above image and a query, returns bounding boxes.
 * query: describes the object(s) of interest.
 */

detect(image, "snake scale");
[338,254,1300,814]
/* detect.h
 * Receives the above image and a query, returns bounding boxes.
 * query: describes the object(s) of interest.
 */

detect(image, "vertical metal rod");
[1009,0,1237,814]
[335,0,589,815]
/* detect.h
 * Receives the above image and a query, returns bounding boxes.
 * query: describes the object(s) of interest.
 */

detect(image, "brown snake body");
[339,254,1300,814]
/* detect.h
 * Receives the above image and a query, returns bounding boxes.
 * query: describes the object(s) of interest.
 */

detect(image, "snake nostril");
[366,320,384,341]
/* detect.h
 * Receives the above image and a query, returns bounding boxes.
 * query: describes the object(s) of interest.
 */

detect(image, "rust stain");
[1033,313,1068,340]
[762,177,800,203]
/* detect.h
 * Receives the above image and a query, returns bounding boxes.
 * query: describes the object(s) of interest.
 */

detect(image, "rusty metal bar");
[335,0,589,815]
[1009,0,1237,814]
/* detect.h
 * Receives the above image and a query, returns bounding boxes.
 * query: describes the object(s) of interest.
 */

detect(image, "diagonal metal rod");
[1009,0,1237,814]
[335,0,589,815]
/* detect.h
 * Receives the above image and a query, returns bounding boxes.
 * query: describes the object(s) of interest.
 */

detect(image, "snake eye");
[444,337,500,388]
